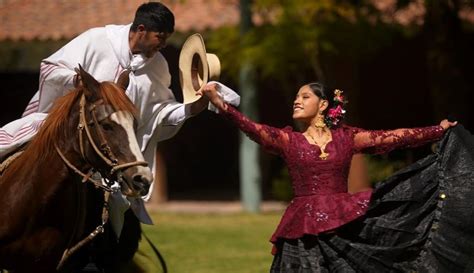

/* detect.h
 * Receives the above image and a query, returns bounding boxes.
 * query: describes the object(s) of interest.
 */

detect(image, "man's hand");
[188,95,209,116]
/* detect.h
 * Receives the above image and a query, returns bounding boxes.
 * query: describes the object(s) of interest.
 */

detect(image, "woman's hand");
[440,119,457,130]
[197,83,227,111]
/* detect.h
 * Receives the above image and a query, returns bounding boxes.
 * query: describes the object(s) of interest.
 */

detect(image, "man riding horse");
[0,2,211,237]
[0,66,153,272]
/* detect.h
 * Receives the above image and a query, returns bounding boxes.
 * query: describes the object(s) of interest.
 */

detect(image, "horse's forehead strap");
[85,99,115,122]
[93,104,115,122]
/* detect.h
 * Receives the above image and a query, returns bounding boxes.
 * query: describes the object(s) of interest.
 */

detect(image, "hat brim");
[179,34,209,104]
[206,53,221,81]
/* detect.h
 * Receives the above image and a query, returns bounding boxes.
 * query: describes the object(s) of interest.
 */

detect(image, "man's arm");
[185,95,210,116]
[34,30,95,113]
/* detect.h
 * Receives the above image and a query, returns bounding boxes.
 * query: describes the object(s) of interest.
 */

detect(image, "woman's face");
[292,85,327,122]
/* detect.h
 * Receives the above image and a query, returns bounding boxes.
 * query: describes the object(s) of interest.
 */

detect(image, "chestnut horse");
[0,67,153,273]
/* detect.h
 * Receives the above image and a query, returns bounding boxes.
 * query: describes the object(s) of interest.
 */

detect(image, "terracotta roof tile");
[1,0,472,41]
[0,0,239,41]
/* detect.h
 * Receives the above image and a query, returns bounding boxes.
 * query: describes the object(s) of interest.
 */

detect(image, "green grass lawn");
[134,212,282,273]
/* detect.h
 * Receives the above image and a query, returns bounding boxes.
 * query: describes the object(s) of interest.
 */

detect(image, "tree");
[205,0,474,200]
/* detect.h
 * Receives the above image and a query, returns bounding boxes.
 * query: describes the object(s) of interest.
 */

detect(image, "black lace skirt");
[271,125,474,273]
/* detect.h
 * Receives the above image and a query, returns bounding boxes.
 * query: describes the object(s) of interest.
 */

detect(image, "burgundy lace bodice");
[221,105,445,243]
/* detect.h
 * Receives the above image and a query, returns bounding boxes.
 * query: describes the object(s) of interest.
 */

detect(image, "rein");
[55,94,147,270]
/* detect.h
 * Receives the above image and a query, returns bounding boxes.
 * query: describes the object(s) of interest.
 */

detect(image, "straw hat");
[179,33,221,104]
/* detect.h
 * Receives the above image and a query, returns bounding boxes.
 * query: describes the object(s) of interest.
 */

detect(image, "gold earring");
[314,113,326,128]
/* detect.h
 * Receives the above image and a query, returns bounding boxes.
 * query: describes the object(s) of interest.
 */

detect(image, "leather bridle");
[57,94,148,190]
[55,94,148,270]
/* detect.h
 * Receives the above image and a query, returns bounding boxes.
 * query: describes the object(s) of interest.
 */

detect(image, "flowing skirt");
[271,125,474,273]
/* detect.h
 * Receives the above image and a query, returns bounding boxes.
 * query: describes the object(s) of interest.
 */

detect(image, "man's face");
[137,31,171,58]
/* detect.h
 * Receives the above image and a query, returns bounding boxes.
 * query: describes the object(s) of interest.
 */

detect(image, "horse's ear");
[78,64,100,101]
[116,70,130,91]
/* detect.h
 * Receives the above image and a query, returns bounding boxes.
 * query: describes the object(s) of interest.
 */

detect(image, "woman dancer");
[199,82,474,272]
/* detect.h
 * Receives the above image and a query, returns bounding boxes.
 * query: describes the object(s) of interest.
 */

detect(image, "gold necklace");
[307,130,332,160]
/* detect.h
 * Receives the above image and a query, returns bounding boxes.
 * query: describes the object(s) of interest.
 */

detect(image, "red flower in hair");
[328,105,343,118]
[325,89,347,128]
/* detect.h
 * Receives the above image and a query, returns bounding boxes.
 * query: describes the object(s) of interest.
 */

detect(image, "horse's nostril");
[132,174,151,195]
[133,174,143,183]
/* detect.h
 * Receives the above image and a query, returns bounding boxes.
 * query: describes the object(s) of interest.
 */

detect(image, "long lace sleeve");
[220,104,290,155]
[350,125,445,154]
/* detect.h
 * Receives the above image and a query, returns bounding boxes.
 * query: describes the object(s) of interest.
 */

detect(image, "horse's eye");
[101,123,113,131]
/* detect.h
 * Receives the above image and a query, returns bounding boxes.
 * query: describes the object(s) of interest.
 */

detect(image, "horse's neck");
[0,153,67,240]
[0,121,86,225]
[0,147,101,262]
[7,152,71,206]
[31,142,91,204]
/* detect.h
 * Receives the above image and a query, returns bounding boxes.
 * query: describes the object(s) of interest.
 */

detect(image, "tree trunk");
[239,0,261,212]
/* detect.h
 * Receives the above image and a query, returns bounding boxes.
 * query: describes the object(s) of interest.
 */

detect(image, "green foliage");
[0,40,66,71]
[207,0,408,98]
[206,26,242,81]
[365,154,406,184]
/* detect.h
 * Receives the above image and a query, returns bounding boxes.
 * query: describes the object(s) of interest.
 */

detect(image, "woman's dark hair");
[307,82,333,113]
[131,2,175,33]
[306,82,347,128]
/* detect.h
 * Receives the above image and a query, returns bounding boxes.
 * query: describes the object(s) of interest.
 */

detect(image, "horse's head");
[77,66,153,197]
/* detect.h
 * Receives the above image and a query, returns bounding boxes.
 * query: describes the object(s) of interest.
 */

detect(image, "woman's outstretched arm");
[350,120,457,154]
[198,83,290,155]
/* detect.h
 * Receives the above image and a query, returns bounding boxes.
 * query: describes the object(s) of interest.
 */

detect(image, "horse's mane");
[9,82,137,173]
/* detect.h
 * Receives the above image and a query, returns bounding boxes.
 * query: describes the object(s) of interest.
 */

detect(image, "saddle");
[0,150,24,176]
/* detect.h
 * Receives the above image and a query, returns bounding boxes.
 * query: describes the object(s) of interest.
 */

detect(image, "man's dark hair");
[131,2,174,33]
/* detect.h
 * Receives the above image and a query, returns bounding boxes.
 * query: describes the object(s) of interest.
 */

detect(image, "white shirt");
[16,24,193,200]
